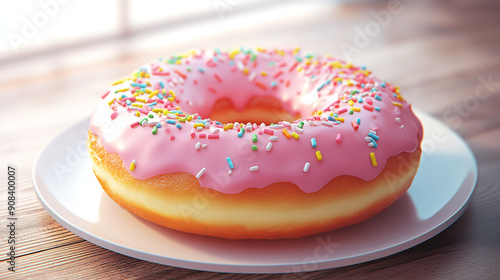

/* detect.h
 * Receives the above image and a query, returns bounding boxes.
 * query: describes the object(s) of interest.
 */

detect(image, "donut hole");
[209,96,301,125]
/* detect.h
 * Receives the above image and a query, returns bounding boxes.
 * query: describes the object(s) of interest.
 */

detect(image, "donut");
[88,48,423,240]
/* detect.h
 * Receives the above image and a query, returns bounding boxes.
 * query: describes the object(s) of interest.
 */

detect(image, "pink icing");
[89,48,423,194]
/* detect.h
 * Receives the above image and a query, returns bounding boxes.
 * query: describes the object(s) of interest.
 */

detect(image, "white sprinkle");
[321,121,334,127]
[260,123,266,128]
[282,121,291,127]
[236,61,244,70]
[400,125,405,129]
[172,77,178,85]
[303,162,310,173]
[395,117,401,123]
[269,125,284,129]
[195,167,206,179]
[178,77,185,84]
[246,124,252,132]
[368,142,374,147]
[167,113,177,119]
[141,119,148,126]
[269,136,278,141]
[168,82,175,88]
[187,101,193,107]
[195,142,201,150]
[369,130,377,135]
[228,170,232,175]
[248,72,257,81]
[212,128,220,134]
[365,137,372,142]
[266,142,273,152]
[196,127,203,131]
[202,144,208,149]
[293,126,303,134]
[329,106,335,111]
[249,166,259,172]
[308,121,315,126]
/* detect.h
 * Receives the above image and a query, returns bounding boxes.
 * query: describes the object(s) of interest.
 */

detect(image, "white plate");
[32,109,477,274]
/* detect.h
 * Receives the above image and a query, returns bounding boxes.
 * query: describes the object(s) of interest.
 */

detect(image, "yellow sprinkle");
[334,117,345,122]
[292,132,300,140]
[330,112,334,116]
[334,77,343,82]
[178,117,186,123]
[152,108,163,113]
[136,98,146,103]
[131,103,143,108]
[167,97,175,102]
[148,90,159,98]
[348,100,354,106]
[297,66,303,72]
[133,92,139,97]
[129,160,136,171]
[163,109,170,115]
[282,128,291,139]
[317,110,323,115]
[260,71,267,77]
[257,47,267,52]
[293,47,300,55]
[107,98,116,105]
[169,89,176,98]
[146,80,151,86]
[305,59,311,65]
[117,88,128,92]
[243,68,249,75]
[223,123,234,131]
[393,102,403,108]
[193,123,204,128]
[175,60,181,65]
[145,89,152,94]
[395,86,400,94]
[346,62,353,68]
[186,115,193,122]
[135,111,140,117]
[370,152,377,166]
[316,151,323,161]
[396,95,405,101]
[352,107,361,112]
[111,79,124,86]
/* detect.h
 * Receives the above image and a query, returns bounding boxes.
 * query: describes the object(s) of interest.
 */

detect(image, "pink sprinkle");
[101,90,110,99]
[110,112,118,120]
[130,121,140,128]
[208,134,219,139]
[363,104,374,111]
[263,129,274,135]
[366,98,373,105]
[199,134,206,138]
[338,108,348,114]
[336,133,342,143]
[170,135,175,141]
[258,131,263,135]
[214,73,222,83]
[138,108,149,115]
[351,121,359,131]
[194,79,198,85]
[208,87,217,94]
[190,128,196,138]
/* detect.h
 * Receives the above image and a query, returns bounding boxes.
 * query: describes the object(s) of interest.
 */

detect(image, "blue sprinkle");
[333,114,339,118]
[226,157,234,169]
[317,82,327,91]
[176,123,182,129]
[356,118,361,125]
[271,81,277,87]
[215,48,221,54]
[216,121,223,125]
[212,56,218,62]
[335,121,341,124]
[358,97,363,103]
[148,101,157,106]
[156,123,162,128]
[131,82,146,88]
[328,115,335,122]
[361,84,365,88]
[370,88,377,92]
[121,94,127,98]
[170,110,183,114]
[238,129,245,138]
[157,93,163,99]
[375,107,381,111]
[229,61,234,66]
[368,133,379,141]
[166,120,176,125]
[370,138,378,148]
[159,81,165,88]
[337,81,342,85]
[375,95,382,101]
[381,81,386,88]
[311,138,317,148]
[198,67,205,73]
[125,100,131,105]
[361,65,366,70]
[393,93,398,98]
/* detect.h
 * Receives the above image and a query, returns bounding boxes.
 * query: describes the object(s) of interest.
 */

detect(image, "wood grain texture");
[1,0,499,279]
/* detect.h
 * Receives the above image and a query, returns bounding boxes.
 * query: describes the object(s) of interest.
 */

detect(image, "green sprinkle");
[148,113,154,118]
[252,134,257,143]
[152,126,157,135]
[186,67,191,71]
[298,121,304,129]
[251,145,258,151]
[349,110,354,115]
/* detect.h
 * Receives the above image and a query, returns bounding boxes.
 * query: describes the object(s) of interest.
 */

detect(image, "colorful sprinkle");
[249,166,259,172]
[195,167,206,179]
[226,157,234,169]
[129,159,136,171]
[303,162,310,172]
[311,138,317,148]
[316,151,323,161]
[370,152,377,166]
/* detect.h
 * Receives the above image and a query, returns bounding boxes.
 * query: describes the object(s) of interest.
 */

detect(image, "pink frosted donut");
[88,48,423,239]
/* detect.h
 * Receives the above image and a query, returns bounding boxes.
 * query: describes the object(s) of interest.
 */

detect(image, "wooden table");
[1,0,499,278]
